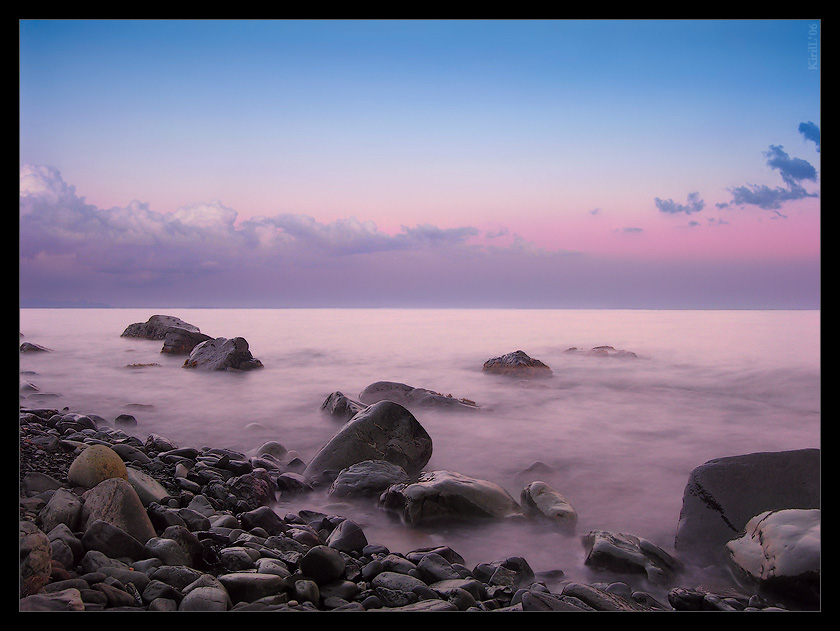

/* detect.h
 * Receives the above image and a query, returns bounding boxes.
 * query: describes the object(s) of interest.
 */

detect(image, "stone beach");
[19,317,820,612]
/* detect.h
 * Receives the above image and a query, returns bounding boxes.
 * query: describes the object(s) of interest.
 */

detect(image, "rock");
[582,530,682,584]
[20,521,52,597]
[520,481,577,530]
[326,518,368,554]
[299,545,346,584]
[37,487,83,533]
[564,345,638,359]
[725,508,820,609]
[161,327,212,355]
[125,466,171,506]
[674,449,820,565]
[328,460,410,498]
[304,401,433,484]
[80,478,158,544]
[20,342,51,353]
[218,572,284,604]
[320,391,366,420]
[67,444,128,488]
[81,520,147,561]
[561,582,657,611]
[182,337,264,371]
[358,381,479,411]
[482,350,552,378]
[121,315,201,340]
[379,470,522,525]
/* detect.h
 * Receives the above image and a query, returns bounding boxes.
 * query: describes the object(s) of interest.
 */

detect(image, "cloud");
[763,145,817,187]
[798,121,820,152]
[723,143,819,211]
[19,164,544,303]
[655,191,705,215]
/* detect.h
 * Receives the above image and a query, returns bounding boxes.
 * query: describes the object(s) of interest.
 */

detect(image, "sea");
[18,307,820,596]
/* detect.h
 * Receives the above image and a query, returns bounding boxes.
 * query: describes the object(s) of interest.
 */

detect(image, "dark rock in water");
[674,448,820,566]
[161,328,212,355]
[482,350,552,378]
[320,391,366,420]
[379,470,522,525]
[564,345,638,359]
[582,530,682,584]
[20,342,51,353]
[304,401,432,485]
[183,337,263,371]
[121,315,201,340]
[358,381,479,411]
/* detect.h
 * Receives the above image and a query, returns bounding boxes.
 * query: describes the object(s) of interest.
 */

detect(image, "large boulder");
[482,350,552,378]
[674,449,820,566]
[183,337,263,371]
[725,508,820,609]
[379,470,523,525]
[121,315,201,340]
[304,401,432,485]
[358,381,479,412]
[79,477,158,544]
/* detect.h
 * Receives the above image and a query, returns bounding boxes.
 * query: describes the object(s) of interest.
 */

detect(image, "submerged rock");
[482,350,552,378]
[564,345,638,359]
[183,337,263,371]
[358,381,479,411]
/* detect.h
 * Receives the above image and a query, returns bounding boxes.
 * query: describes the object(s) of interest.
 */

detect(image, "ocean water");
[19,308,820,594]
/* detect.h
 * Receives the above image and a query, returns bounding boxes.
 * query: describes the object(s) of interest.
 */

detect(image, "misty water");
[19,308,820,597]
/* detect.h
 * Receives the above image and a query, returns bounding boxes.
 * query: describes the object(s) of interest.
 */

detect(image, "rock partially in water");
[564,345,638,359]
[380,470,523,525]
[482,350,552,378]
[726,508,820,609]
[304,401,432,485]
[20,342,51,353]
[358,381,479,412]
[582,530,682,584]
[674,448,820,566]
[161,328,213,355]
[328,460,410,498]
[520,481,577,531]
[320,391,366,421]
[121,315,202,340]
[183,337,263,371]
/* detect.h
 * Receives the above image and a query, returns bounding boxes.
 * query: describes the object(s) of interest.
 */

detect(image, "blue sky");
[19,19,820,308]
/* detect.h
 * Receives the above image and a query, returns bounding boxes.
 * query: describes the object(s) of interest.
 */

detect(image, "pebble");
[19,406,805,612]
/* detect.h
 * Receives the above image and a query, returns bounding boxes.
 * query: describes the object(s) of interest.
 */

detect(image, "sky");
[19,19,821,309]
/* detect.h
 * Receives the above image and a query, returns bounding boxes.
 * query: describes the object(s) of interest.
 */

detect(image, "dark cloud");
[798,121,820,152]
[728,182,816,211]
[655,191,705,215]
[763,145,817,187]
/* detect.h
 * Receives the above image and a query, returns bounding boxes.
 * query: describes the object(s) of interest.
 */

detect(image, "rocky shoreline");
[19,316,820,612]
[19,404,818,612]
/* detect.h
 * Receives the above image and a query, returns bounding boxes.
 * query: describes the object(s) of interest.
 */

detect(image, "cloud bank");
[19,164,819,309]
